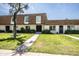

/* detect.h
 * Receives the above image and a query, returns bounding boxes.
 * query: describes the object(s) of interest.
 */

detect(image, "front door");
[59,26,63,33]
[36,25,42,32]
[5,26,10,32]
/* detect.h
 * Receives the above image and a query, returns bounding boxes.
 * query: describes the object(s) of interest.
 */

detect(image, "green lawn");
[0,33,33,50]
[29,34,79,56]
[69,34,79,38]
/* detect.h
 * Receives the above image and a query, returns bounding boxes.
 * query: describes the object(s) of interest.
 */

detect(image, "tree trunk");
[13,12,17,39]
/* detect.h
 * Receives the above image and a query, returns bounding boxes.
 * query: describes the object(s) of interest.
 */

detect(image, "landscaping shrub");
[65,30,79,34]
[16,30,21,33]
[17,27,35,33]
[29,29,36,33]
[42,30,51,34]
[0,30,5,33]
[6,30,12,33]
[20,27,26,33]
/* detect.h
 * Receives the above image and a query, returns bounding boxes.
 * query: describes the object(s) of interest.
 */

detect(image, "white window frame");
[36,16,41,24]
[71,25,75,30]
[52,26,56,30]
[67,25,75,30]
[24,16,29,24]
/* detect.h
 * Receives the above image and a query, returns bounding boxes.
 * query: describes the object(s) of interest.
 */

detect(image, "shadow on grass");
[0,37,25,45]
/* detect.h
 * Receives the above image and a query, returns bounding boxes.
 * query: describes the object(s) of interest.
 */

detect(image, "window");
[67,26,70,30]
[50,26,52,30]
[24,16,29,24]
[52,26,56,30]
[49,26,56,30]
[36,16,41,24]
[71,25,75,30]
[67,25,75,30]
[26,26,30,30]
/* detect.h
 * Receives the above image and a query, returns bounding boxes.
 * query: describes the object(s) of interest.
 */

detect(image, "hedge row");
[65,30,79,34]
[0,27,36,33]
[42,30,52,34]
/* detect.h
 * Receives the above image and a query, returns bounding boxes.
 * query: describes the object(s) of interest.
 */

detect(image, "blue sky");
[0,3,79,20]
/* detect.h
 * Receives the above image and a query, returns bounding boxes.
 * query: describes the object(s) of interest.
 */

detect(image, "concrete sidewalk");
[0,49,70,56]
[64,34,79,40]
[24,34,39,47]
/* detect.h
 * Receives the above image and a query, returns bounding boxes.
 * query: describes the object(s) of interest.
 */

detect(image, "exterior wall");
[55,25,59,33]
[42,25,45,31]
[44,25,79,34]
[0,25,36,31]
[0,25,6,31]
[44,25,59,33]
[0,25,79,33]
[62,25,79,33]
[29,25,36,30]
[44,25,49,30]
[63,25,67,33]
[74,25,79,30]
[16,25,36,30]
[0,25,13,31]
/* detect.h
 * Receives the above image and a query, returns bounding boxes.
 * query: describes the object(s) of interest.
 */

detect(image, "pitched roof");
[0,13,79,25]
[46,20,79,25]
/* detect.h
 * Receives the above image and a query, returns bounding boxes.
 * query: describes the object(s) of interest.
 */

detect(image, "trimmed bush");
[6,30,12,33]
[65,30,79,34]
[0,30,5,33]
[17,28,35,33]
[29,29,36,33]
[17,30,21,33]
[42,30,51,34]
[20,27,26,33]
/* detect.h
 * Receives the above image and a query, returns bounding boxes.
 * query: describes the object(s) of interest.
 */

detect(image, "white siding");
[0,25,79,33]
[44,25,49,30]
[0,25,5,31]
[30,25,36,30]
[63,25,67,33]
[44,25,59,33]
[16,25,25,30]
[75,25,79,30]
[56,25,59,33]
[16,25,36,30]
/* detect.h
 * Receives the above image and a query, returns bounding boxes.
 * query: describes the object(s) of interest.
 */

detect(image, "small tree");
[8,3,29,39]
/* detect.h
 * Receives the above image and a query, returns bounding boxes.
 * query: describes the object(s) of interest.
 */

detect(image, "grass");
[69,34,79,38]
[0,33,33,50]
[29,34,79,56]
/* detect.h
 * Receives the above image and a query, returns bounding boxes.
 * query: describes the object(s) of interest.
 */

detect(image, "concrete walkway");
[23,34,39,47]
[64,34,79,40]
[0,49,70,56]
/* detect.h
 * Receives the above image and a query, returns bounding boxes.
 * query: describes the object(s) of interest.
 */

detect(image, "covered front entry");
[59,26,63,33]
[5,26,10,32]
[36,25,42,32]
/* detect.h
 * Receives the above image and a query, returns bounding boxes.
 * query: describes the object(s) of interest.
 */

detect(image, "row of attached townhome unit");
[0,13,79,33]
